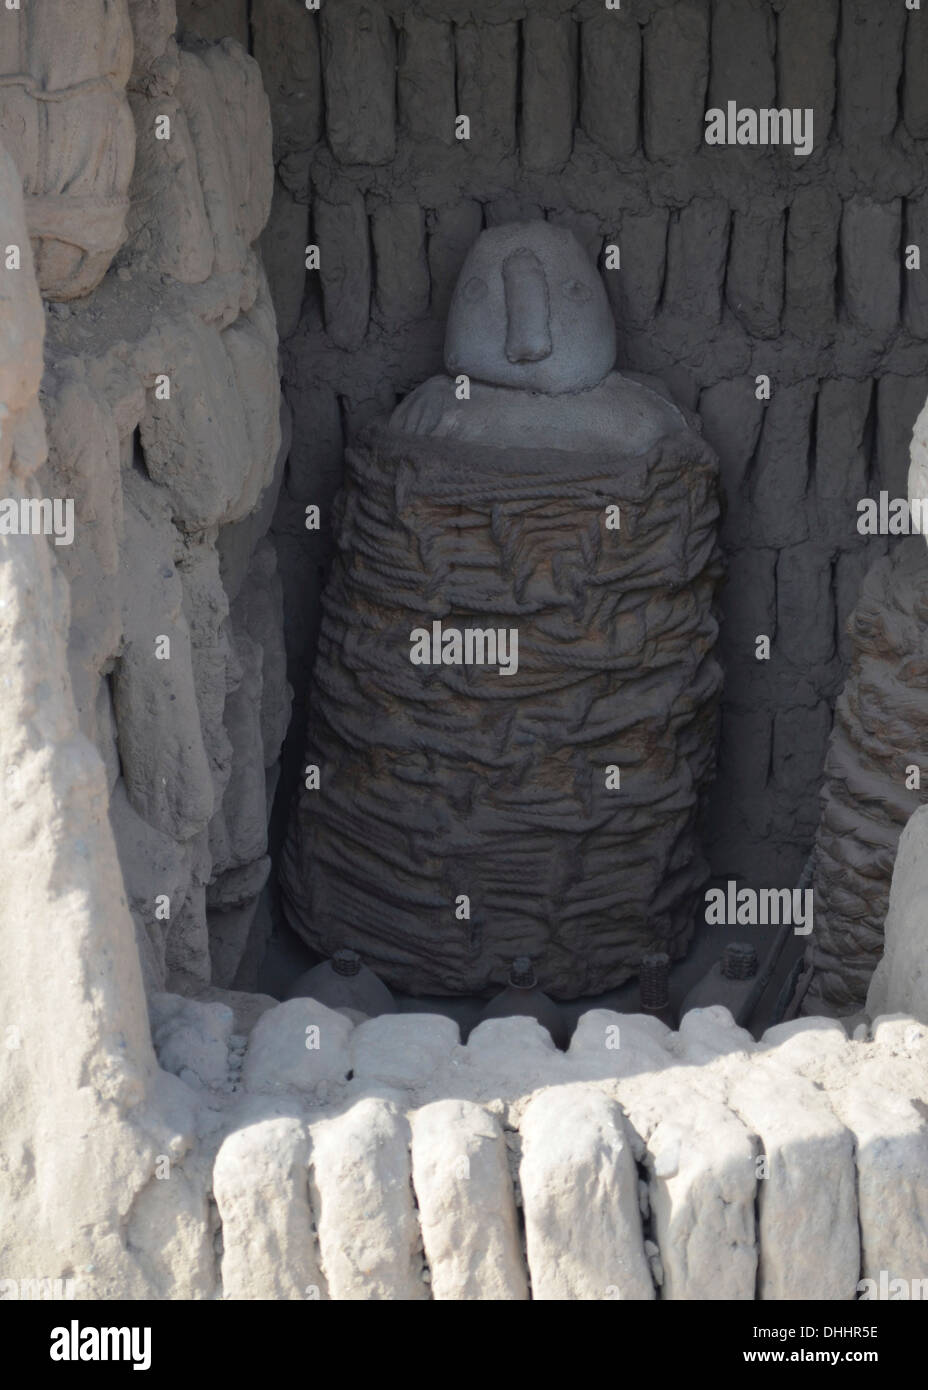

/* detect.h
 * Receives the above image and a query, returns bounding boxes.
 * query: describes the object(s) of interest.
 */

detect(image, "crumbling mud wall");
[0,0,291,1301]
[0,0,290,999]
[231,0,928,889]
[805,538,928,1012]
[0,123,216,1303]
[1,0,927,1305]
[163,998,928,1302]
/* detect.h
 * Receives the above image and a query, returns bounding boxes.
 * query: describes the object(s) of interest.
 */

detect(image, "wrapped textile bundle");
[805,537,928,1011]
[283,221,723,996]
[282,418,722,996]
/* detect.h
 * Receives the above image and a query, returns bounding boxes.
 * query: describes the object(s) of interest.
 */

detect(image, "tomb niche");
[282,222,723,997]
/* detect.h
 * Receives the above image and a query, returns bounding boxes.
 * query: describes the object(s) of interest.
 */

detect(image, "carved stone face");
[444,222,617,394]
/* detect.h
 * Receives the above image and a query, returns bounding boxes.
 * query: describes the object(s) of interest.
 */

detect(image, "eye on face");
[462,276,488,303]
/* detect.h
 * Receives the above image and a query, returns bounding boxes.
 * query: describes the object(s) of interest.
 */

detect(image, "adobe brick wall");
[184,0,928,890]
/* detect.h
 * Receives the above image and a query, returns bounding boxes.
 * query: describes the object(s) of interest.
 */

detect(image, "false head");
[444,222,617,394]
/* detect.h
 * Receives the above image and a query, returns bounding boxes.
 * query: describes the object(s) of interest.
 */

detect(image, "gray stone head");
[444,221,617,394]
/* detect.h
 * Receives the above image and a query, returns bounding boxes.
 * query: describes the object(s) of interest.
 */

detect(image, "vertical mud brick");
[776,542,835,669]
[840,198,902,344]
[720,710,774,804]
[777,0,838,146]
[699,377,765,543]
[643,0,709,163]
[708,707,774,857]
[904,195,928,340]
[166,883,211,988]
[784,186,840,338]
[398,14,456,145]
[903,7,928,139]
[708,0,774,111]
[251,0,322,160]
[321,1,395,166]
[520,16,577,173]
[750,380,817,549]
[605,207,668,331]
[314,192,371,350]
[579,11,640,160]
[876,375,928,498]
[772,700,833,821]
[428,199,484,321]
[837,0,905,146]
[372,203,430,327]
[261,177,308,341]
[726,206,784,339]
[285,381,344,510]
[127,93,213,284]
[276,148,312,206]
[662,196,729,330]
[718,548,777,670]
[455,22,518,159]
[813,379,872,532]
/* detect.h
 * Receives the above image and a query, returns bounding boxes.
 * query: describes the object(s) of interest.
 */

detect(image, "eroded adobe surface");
[175,999,928,1302]
[1,0,928,1301]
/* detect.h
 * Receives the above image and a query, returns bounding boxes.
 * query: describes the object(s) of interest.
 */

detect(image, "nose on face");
[503,249,552,364]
